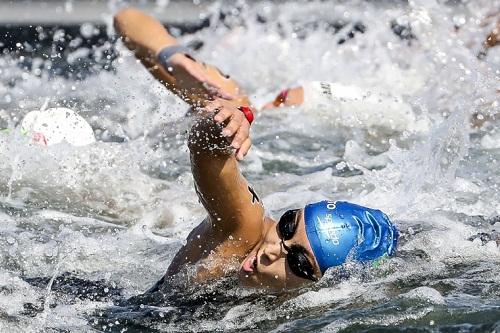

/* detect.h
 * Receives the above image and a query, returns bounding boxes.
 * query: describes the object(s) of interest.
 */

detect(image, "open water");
[0,0,499,332]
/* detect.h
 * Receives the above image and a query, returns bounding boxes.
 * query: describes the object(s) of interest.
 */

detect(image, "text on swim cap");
[326,201,336,210]
[317,214,341,246]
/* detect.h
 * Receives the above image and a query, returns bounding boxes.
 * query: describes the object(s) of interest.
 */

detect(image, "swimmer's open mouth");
[241,255,258,274]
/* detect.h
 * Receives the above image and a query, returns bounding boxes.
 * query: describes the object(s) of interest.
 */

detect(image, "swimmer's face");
[238,209,321,289]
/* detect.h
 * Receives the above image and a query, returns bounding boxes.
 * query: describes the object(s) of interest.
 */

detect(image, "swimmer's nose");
[260,243,282,266]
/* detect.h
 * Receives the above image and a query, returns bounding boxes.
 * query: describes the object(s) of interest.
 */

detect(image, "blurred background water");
[0,0,499,332]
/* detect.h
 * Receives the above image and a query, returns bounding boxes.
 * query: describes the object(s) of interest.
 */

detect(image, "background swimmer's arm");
[113,7,249,107]
[114,7,176,63]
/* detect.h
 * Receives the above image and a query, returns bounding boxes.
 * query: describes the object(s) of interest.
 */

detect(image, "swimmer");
[260,10,500,129]
[262,82,419,132]
[114,8,398,290]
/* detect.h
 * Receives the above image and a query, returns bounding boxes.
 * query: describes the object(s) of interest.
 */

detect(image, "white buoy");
[20,108,96,147]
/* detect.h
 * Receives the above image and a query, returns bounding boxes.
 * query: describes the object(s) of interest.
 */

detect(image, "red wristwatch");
[238,106,254,125]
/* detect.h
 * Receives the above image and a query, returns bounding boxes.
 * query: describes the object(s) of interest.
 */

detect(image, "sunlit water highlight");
[0,0,499,332]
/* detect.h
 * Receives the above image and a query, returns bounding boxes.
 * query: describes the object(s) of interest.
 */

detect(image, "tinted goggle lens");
[278,209,299,240]
[277,209,318,281]
[286,245,318,281]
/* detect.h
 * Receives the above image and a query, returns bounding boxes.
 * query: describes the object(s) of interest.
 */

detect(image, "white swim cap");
[21,108,96,147]
[301,81,423,132]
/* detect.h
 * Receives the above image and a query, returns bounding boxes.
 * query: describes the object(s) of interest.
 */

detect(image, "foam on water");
[0,0,499,332]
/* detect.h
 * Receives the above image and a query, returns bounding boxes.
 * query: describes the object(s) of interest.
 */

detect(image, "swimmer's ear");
[260,86,304,111]
[261,89,290,110]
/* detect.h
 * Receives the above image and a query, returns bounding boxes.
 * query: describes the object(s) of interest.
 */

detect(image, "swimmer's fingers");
[202,82,235,100]
[205,99,250,149]
[212,103,233,123]
[229,118,250,149]
[179,58,235,100]
[203,99,223,116]
[236,138,252,161]
[183,61,215,89]
[186,61,235,100]
[222,111,246,143]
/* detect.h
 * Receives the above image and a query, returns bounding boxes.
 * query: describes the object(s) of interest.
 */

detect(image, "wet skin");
[238,209,322,289]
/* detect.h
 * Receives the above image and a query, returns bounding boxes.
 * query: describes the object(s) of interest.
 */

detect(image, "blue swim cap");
[304,200,398,274]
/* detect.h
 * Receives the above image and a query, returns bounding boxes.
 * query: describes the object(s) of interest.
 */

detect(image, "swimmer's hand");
[168,54,236,101]
[205,99,252,161]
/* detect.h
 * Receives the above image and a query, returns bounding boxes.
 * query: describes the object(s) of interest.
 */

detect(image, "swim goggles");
[277,209,318,281]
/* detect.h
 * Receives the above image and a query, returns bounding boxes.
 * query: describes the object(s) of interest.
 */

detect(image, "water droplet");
[336,161,347,170]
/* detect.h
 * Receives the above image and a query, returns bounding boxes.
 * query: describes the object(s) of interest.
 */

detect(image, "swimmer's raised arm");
[114,8,266,283]
[163,99,263,278]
